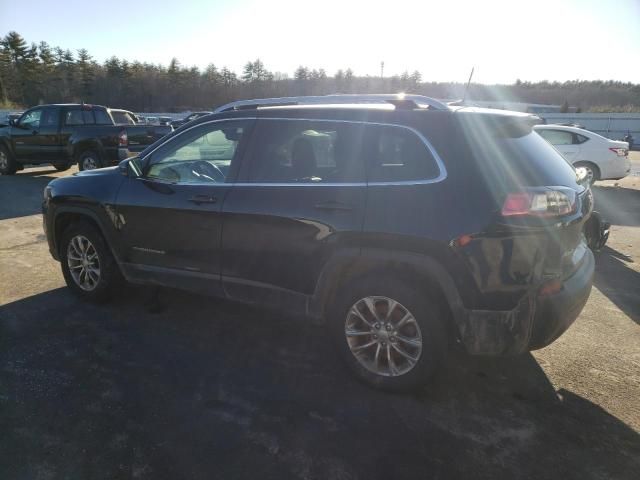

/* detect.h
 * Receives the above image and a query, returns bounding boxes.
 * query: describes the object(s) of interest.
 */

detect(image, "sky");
[1,0,639,84]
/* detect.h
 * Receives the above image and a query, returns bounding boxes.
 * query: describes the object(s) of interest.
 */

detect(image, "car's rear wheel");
[329,276,447,391]
[78,150,103,171]
[60,221,121,302]
[0,145,17,175]
[575,161,600,185]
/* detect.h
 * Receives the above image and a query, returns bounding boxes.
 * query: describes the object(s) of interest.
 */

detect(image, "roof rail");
[213,94,449,113]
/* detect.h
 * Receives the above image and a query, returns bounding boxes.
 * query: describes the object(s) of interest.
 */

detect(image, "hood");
[74,166,119,177]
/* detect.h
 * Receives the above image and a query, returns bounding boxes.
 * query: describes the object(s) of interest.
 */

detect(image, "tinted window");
[65,109,84,125]
[245,119,365,183]
[94,109,112,125]
[82,110,95,124]
[537,129,573,145]
[478,131,579,188]
[20,109,42,129]
[364,125,440,182]
[575,133,589,144]
[146,120,250,184]
[41,107,60,127]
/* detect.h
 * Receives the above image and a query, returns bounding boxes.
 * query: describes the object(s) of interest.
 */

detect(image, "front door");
[220,118,367,310]
[12,107,43,161]
[115,119,254,295]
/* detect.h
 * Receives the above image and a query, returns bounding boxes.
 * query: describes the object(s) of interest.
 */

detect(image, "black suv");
[42,94,594,390]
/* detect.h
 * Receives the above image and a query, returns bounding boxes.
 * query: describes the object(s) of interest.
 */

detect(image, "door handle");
[314,200,353,211]
[188,194,217,205]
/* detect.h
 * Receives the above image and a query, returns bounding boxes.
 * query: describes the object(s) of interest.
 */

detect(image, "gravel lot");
[1,155,639,480]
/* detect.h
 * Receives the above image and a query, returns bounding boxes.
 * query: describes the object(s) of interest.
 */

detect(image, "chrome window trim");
[140,116,447,186]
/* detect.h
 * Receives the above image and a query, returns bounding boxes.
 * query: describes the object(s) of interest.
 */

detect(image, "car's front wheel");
[60,221,122,302]
[329,276,447,391]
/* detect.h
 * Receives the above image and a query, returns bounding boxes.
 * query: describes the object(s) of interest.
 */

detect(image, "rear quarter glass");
[474,130,581,191]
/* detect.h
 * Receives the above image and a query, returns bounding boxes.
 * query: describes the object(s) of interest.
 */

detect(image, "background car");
[534,124,630,184]
[170,111,213,129]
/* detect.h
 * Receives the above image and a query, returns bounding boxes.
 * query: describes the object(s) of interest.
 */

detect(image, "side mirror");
[8,118,15,126]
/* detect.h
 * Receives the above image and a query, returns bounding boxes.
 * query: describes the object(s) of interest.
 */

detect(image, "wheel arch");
[53,207,121,263]
[310,248,466,339]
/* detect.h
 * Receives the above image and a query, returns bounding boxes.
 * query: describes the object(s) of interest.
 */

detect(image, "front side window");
[145,120,250,184]
[41,107,60,127]
[19,109,42,129]
[245,119,365,183]
[537,129,574,145]
[364,125,440,182]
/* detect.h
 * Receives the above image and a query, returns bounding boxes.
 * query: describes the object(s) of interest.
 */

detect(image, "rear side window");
[244,119,365,183]
[364,125,440,182]
[575,133,589,144]
[478,131,579,188]
[65,109,95,125]
[94,109,112,125]
[537,129,573,145]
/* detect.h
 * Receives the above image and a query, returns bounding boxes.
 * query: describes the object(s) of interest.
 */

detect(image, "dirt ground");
[1,155,638,480]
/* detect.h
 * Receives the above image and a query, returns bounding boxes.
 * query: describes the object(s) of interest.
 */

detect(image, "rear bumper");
[458,248,594,355]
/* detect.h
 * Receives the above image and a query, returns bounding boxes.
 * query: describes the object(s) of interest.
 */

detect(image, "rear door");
[220,118,367,310]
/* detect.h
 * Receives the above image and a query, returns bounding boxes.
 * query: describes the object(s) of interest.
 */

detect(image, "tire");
[328,275,447,392]
[77,150,103,171]
[53,162,72,172]
[0,144,17,175]
[59,220,122,302]
[574,161,600,185]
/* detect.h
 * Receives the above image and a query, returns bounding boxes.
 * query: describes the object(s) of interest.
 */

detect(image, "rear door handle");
[188,194,217,205]
[314,200,353,211]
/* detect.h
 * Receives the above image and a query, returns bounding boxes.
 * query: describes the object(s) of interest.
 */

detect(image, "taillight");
[118,129,128,147]
[609,147,628,157]
[502,188,577,217]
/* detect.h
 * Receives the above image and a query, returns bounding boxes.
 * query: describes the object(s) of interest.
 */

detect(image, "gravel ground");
[1,156,638,480]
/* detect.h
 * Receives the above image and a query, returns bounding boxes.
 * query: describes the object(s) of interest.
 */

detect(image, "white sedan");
[534,124,630,184]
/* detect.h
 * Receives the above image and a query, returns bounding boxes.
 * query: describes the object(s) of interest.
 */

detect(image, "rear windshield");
[475,130,580,190]
[111,111,136,125]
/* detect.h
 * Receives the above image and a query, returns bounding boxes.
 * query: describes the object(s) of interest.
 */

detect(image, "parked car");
[159,116,173,126]
[135,115,147,125]
[170,111,213,129]
[42,94,595,391]
[145,116,158,125]
[0,104,173,173]
[534,124,630,184]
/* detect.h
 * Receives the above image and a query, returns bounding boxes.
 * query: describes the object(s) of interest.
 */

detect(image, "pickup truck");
[0,104,172,174]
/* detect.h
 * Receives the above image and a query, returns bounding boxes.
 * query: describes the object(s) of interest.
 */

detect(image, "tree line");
[1,31,639,112]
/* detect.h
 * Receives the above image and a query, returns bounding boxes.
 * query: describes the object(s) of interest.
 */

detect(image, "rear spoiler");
[454,109,543,138]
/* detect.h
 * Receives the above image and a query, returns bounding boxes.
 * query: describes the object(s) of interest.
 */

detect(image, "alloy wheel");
[82,156,98,170]
[345,296,423,377]
[67,235,101,291]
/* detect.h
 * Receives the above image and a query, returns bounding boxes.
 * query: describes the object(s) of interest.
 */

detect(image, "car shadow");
[593,246,640,324]
[1,287,638,479]
[0,169,61,220]
[591,185,640,227]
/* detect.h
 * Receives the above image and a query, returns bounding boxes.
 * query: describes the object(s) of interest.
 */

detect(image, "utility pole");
[380,61,384,78]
